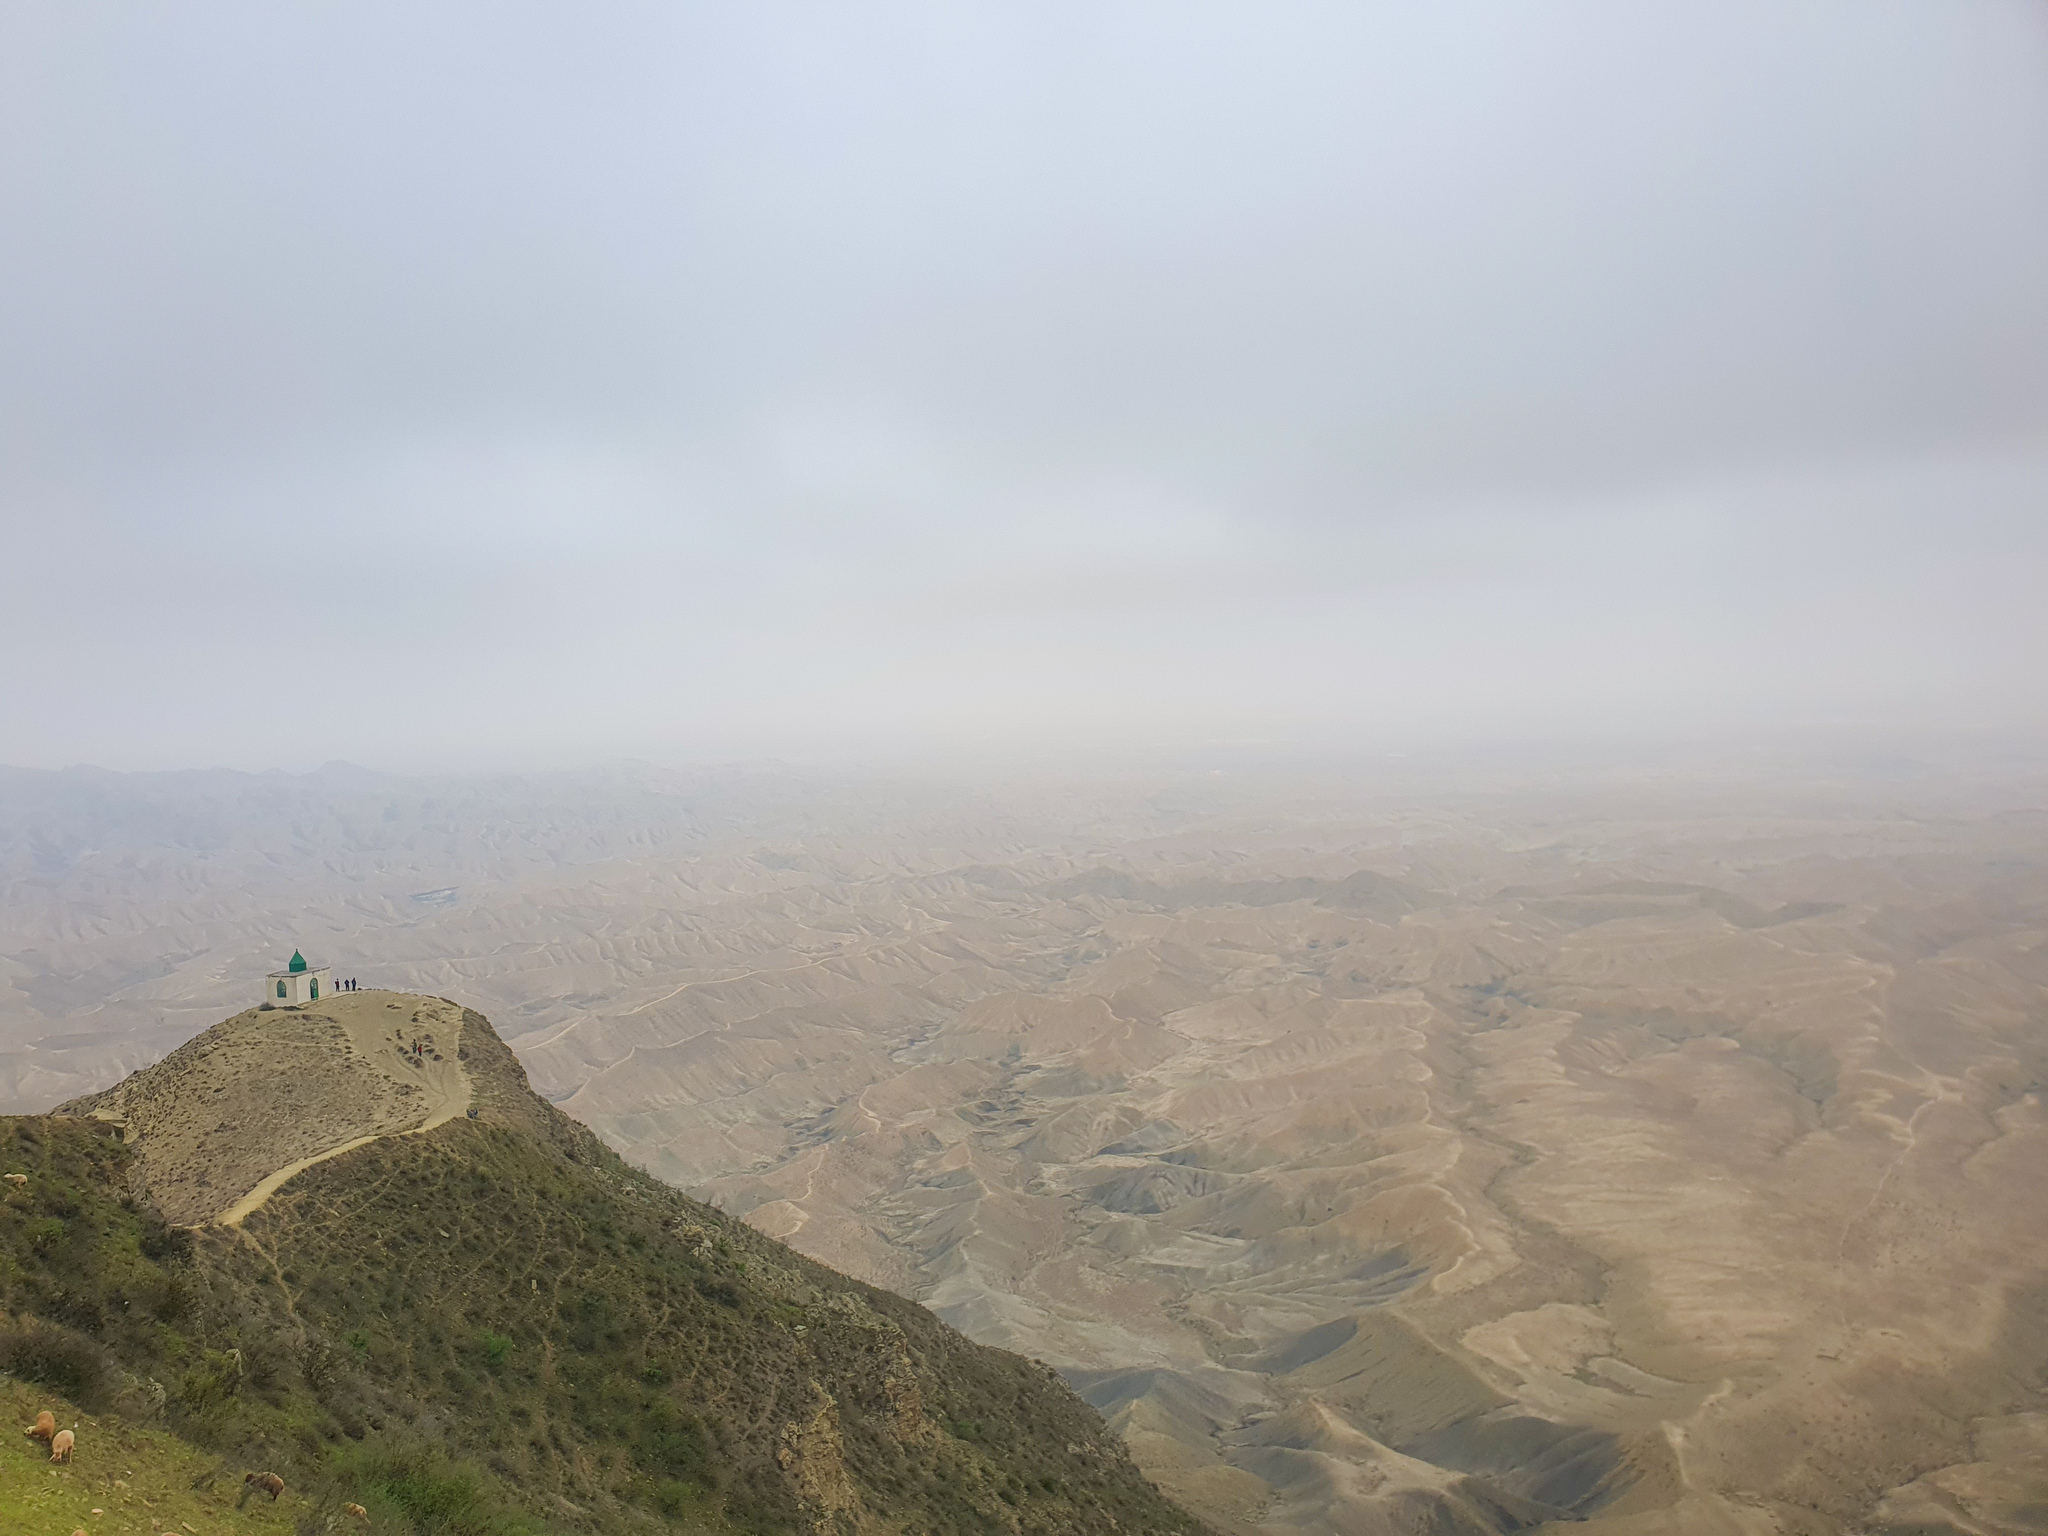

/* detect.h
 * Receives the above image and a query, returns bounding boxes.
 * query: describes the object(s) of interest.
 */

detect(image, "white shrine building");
[264,949,332,1007]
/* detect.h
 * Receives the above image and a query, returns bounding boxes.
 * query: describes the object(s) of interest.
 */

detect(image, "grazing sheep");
[244,1470,286,1501]
[2,1172,27,1185]
[25,1409,55,1442]
[50,1427,74,1462]
[344,1504,369,1522]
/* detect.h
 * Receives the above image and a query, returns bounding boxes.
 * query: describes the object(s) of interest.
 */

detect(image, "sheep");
[344,1504,370,1522]
[25,1409,55,1442]
[2,1172,27,1185]
[50,1427,74,1462]
[243,1470,285,1501]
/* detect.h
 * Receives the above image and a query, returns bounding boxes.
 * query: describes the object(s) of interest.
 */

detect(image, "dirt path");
[214,993,473,1227]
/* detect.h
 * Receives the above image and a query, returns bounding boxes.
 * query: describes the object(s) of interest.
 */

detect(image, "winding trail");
[214,994,474,1227]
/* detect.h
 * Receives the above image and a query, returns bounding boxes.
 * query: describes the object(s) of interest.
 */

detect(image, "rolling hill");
[7,760,2048,1533]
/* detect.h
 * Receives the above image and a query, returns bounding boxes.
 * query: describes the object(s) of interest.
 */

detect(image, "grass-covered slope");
[0,1374,309,1536]
[1,1003,1209,1536]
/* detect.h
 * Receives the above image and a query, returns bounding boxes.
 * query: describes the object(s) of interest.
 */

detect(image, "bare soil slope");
[57,990,469,1225]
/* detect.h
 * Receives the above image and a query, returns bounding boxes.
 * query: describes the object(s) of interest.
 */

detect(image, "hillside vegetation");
[0,1373,307,1536]
[0,1001,1208,1536]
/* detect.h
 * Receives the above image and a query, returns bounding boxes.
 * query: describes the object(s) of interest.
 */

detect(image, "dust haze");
[6,4,2048,1534]
[7,748,2048,1531]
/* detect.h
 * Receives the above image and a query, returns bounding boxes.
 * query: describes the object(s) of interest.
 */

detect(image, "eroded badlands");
[4,763,2044,1534]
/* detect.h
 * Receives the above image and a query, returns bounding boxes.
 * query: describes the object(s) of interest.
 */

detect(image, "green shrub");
[0,1315,109,1405]
[328,1440,545,1536]
[138,1213,192,1264]
[647,1478,701,1516]
[175,1348,243,1412]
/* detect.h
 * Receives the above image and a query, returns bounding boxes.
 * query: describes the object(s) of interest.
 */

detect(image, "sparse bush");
[327,1440,544,1536]
[0,1315,110,1405]
[648,1478,701,1516]
[300,1332,340,1394]
[26,1215,66,1249]
[694,1276,741,1309]
[246,1336,282,1391]
[139,1213,193,1264]
[175,1348,243,1412]
[145,1272,191,1323]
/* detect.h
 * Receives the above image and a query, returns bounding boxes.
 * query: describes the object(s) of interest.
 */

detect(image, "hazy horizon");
[7,14,2048,1518]
[10,716,2048,784]
[6,1,2047,773]
[6,738,2047,1532]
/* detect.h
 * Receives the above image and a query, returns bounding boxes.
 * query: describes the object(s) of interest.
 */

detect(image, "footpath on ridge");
[59,989,473,1227]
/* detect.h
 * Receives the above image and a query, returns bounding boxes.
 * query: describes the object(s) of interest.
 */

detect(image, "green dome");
[287,950,307,973]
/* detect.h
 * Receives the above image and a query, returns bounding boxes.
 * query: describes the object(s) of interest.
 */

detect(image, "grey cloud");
[3,1,2045,770]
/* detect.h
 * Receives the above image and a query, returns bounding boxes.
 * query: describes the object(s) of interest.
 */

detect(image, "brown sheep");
[245,1470,285,1500]
[344,1504,370,1522]
[25,1409,55,1442]
[50,1427,74,1462]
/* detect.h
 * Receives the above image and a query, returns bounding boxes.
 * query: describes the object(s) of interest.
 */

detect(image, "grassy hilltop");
[0,1000,1209,1536]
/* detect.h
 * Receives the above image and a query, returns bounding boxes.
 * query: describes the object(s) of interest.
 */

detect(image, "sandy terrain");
[4,757,2047,1534]
[58,989,470,1225]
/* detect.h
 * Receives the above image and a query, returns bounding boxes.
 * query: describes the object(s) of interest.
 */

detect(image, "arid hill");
[5,758,2048,1534]
[59,989,470,1225]
[2,996,1210,1536]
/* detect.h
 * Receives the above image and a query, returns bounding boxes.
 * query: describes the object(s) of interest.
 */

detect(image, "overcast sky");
[4,1,2046,772]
